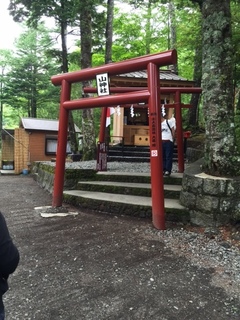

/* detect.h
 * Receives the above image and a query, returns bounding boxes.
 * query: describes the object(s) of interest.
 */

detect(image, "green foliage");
[235,108,240,153]
[9,0,80,27]
[2,105,23,128]
[3,0,203,137]
[0,24,60,127]
[231,1,240,105]
[5,2,197,121]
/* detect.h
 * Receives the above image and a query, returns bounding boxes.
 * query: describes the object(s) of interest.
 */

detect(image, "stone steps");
[63,171,190,223]
[77,181,182,199]
[107,145,183,162]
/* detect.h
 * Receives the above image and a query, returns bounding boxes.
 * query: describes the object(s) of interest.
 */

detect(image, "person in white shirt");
[161,115,176,176]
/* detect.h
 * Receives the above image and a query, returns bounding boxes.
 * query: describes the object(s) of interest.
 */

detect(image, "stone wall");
[186,147,204,163]
[180,158,240,226]
[31,161,96,194]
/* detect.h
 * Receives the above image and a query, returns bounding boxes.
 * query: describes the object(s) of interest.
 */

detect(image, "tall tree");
[145,0,153,54]
[231,0,240,153]
[167,0,178,73]
[3,26,60,119]
[0,49,13,151]
[80,0,96,160]
[105,0,114,64]
[179,1,202,128]
[191,0,239,176]
[103,0,114,145]
[9,0,80,153]
[188,38,202,128]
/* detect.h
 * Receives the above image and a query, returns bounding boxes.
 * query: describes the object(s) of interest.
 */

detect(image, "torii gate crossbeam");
[51,49,177,230]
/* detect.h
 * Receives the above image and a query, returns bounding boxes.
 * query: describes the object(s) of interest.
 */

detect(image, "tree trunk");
[80,0,96,160]
[105,0,114,144]
[189,42,202,127]
[201,0,238,176]
[31,64,37,118]
[105,0,114,64]
[60,2,78,154]
[168,0,178,74]
[60,19,68,73]
[145,0,152,55]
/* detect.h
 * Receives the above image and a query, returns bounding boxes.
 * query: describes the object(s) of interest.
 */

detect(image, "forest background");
[0,0,240,177]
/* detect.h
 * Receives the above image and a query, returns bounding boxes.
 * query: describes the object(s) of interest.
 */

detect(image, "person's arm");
[0,212,20,279]
[170,118,176,141]
[171,127,175,140]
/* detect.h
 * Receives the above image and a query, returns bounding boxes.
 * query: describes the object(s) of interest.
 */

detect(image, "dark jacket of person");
[0,211,20,298]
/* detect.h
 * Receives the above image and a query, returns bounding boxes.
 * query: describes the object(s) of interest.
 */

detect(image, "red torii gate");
[51,49,198,230]
[84,86,202,173]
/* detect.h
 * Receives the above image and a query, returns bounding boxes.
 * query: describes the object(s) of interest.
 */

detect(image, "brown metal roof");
[20,118,81,133]
[118,70,188,81]
[111,70,195,87]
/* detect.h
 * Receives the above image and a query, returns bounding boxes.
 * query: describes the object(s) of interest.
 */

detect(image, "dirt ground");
[1,174,240,320]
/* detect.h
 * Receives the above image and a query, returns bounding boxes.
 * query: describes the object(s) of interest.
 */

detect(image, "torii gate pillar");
[148,62,165,229]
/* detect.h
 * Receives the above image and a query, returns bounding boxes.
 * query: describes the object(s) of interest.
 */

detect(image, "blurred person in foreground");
[0,211,20,320]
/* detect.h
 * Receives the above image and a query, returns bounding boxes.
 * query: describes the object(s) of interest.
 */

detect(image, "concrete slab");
[63,190,185,209]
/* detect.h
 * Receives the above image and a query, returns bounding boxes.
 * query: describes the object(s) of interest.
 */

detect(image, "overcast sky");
[0,1,131,51]
[0,1,22,49]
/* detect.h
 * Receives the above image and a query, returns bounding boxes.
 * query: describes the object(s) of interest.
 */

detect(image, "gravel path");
[146,226,240,302]
[44,160,181,173]
[39,160,240,304]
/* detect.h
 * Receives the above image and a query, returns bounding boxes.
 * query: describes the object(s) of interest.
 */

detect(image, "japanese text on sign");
[96,142,107,171]
[96,73,110,96]
[150,112,157,148]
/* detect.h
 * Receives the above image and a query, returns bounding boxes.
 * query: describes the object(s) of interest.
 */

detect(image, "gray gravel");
[40,160,240,302]
[46,160,181,173]
[146,227,240,302]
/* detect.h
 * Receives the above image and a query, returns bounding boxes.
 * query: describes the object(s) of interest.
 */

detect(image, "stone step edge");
[63,190,185,210]
[97,171,183,178]
[77,181,182,192]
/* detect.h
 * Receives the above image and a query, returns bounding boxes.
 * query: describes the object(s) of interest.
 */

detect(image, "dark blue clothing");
[0,309,4,320]
[0,212,20,318]
[162,140,174,173]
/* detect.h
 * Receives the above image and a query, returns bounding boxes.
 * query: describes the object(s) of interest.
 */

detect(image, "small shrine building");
[109,70,195,146]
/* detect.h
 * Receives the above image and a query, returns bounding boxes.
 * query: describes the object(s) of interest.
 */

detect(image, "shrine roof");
[20,117,81,133]
[111,70,194,87]
[118,70,188,81]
